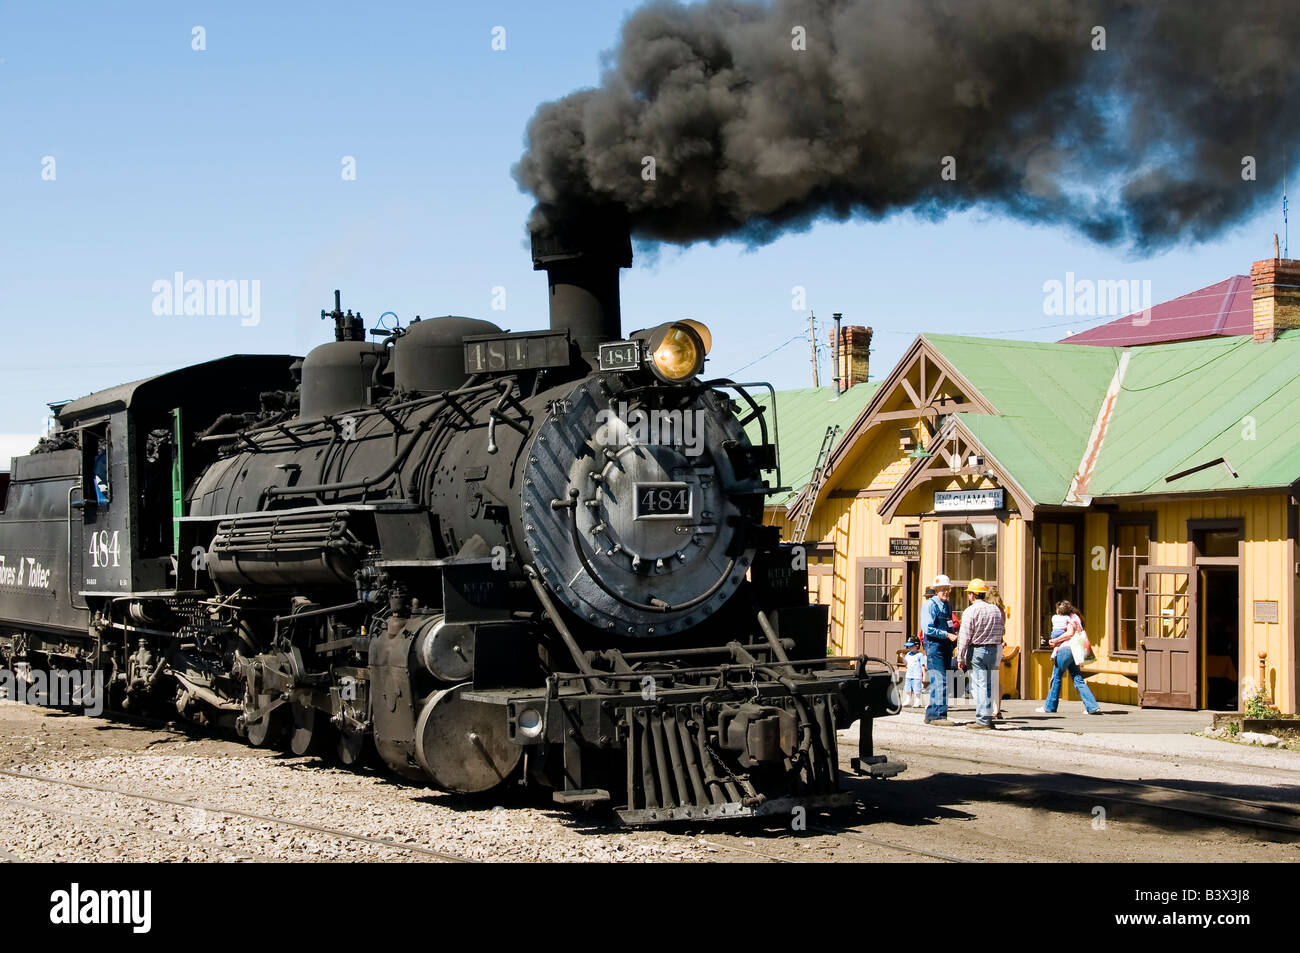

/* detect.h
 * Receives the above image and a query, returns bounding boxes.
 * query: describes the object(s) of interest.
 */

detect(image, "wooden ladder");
[791,424,840,543]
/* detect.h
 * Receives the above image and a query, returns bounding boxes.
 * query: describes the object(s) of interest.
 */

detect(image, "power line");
[1118,337,1251,393]
[725,332,808,377]
[870,298,1253,339]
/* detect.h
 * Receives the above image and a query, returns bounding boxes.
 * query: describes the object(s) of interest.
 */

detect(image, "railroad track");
[0,795,267,862]
[699,826,968,863]
[901,750,1300,836]
[0,767,476,863]
[811,825,969,862]
[696,837,796,862]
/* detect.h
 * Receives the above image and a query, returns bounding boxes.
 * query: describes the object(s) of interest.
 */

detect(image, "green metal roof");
[925,335,1122,504]
[800,329,1300,517]
[914,332,1300,504]
[1088,331,1300,495]
[744,385,880,506]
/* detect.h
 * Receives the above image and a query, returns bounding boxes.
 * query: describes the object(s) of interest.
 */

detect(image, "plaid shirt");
[955,598,1004,659]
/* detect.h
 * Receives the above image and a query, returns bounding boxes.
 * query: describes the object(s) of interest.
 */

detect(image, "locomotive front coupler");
[469,647,904,817]
[501,652,896,744]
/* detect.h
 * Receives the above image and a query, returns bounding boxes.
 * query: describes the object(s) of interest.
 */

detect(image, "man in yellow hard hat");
[955,577,1004,729]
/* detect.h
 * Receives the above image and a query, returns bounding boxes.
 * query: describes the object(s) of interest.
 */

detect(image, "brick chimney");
[1249,255,1300,342]
[831,325,872,389]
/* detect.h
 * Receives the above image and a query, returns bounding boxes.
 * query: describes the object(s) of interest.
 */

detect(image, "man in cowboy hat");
[920,574,958,724]
[956,577,1004,729]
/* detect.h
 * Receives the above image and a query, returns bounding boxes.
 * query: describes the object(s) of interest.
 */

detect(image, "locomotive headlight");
[517,707,544,740]
[647,322,706,382]
[678,319,712,354]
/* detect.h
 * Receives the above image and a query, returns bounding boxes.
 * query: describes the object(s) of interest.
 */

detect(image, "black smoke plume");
[514,0,1300,250]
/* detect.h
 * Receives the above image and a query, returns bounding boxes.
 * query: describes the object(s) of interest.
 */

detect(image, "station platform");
[893,697,1213,735]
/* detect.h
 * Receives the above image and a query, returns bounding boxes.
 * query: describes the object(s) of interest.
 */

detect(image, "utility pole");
[808,312,820,386]
[832,312,843,396]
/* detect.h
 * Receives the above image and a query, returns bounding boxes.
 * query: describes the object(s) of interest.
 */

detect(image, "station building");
[761,256,1300,713]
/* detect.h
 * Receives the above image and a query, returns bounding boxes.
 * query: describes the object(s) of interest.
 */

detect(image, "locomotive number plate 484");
[598,341,641,371]
[634,482,691,519]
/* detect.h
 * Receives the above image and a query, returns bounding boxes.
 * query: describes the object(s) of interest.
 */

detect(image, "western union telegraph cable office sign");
[934,489,1004,512]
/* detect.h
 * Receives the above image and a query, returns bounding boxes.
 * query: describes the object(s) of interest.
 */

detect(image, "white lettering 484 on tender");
[88,530,121,568]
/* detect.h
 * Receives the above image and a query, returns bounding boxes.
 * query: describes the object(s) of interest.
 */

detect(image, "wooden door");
[1138,566,1198,709]
[806,562,834,646]
[856,560,906,662]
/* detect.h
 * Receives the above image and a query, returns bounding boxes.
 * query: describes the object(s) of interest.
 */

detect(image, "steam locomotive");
[0,218,903,824]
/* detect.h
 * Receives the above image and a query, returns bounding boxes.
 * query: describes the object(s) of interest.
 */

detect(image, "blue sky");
[1,1,1290,462]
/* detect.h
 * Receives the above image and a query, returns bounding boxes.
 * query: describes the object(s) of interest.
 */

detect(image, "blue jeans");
[924,640,952,720]
[1044,647,1099,713]
[971,644,1000,725]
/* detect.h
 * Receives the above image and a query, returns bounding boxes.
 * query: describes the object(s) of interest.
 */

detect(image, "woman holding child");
[1035,600,1101,715]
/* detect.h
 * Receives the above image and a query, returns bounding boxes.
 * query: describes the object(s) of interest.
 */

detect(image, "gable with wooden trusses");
[788,335,993,524]
[879,414,1036,522]
[789,333,1122,664]
[793,333,1124,526]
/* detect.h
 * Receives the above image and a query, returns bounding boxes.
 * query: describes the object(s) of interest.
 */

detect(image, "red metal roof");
[1058,275,1251,347]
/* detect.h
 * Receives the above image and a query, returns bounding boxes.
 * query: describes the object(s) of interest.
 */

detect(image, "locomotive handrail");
[700,379,781,491]
[607,639,795,662]
[263,416,435,501]
[485,380,532,454]
[542,653,892,683]
[199,379,507,446]
[66,484,90,611]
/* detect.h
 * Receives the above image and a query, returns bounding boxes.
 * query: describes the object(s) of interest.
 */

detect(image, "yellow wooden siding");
[1140,495,1291,710]
[1024,496,1296,709]
[834,421,921,493]
[1001,516,1026,661]
[828,496,897,655]
[1293,524,1299,713]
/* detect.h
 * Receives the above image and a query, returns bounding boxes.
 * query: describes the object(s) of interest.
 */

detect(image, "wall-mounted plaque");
[889,538,920,560]
[1253,600,1279,624]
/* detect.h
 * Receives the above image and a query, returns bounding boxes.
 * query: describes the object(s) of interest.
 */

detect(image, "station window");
[861,565,904,622]
[1111,518,1154,654]
[942,520,997,603]
[1038,521,1080,647]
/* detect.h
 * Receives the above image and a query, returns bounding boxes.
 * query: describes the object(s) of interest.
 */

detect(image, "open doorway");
[1200,567,1239,710]
[1191,521,1243,712]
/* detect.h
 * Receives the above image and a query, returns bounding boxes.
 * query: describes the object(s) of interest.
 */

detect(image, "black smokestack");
[531,204,632,355]
[514,0,1300,251]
